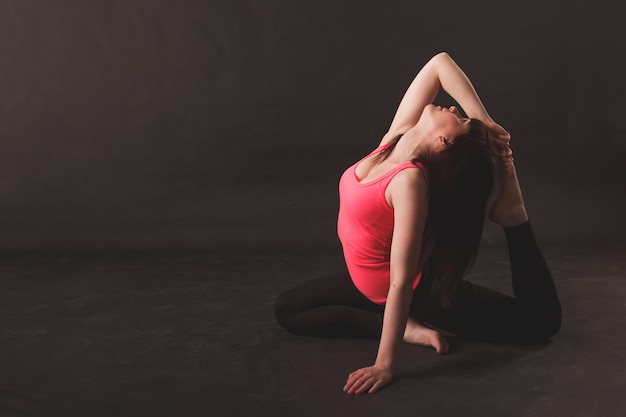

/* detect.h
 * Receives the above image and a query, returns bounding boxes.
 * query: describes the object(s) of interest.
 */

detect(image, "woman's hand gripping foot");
[486,125,529,227]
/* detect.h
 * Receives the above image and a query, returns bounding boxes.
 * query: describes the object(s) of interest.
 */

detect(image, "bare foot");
[403,317,449,354]
[488,148,529,227]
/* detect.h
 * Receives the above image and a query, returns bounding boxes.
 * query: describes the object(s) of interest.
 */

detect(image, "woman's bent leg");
[274,272,385,338]
[505,221,561,337]
[414,221,561,343]
[419,147,562,343]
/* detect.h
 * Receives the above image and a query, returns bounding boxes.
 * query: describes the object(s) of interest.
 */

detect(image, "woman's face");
[424,104,472,147]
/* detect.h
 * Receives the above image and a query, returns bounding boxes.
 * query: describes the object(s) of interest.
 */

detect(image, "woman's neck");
[388,128,430,162]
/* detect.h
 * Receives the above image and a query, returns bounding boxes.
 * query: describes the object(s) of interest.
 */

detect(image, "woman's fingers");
[346,376,375,395]
[490,132,511,157]
[344,365,393,395]
[494,132,510,144]
[487,122,511,153]
[344,377,363,394]
[488,121,509,136]
[344,370,374,395]
[354,378,375,395]
[343,371,365,393]
[368,380,384,394]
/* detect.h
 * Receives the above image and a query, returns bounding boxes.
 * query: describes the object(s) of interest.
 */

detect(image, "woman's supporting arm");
[386,52,493,140]
[343,168,428,395]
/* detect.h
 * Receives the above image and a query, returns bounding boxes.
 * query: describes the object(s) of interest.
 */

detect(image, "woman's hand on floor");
[343,365,393,394]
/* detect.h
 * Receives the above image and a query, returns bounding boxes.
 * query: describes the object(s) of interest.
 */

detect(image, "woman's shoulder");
[411,160,428,176]
[386,166,428,209]
[388,163,428,193]
[394,163,428,184]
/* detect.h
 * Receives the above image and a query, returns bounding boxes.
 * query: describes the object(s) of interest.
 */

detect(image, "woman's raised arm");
[384,52,494,144]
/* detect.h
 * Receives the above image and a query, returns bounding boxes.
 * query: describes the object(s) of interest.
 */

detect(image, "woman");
[273,52,562,395]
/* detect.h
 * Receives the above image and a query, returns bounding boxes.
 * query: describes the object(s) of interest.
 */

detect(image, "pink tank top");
[337,145,426,304]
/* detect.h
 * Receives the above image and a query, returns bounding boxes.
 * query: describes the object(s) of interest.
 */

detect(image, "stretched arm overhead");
[381,52,495,145]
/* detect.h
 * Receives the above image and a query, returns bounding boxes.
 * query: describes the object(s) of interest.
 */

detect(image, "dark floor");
[1,239,626,417]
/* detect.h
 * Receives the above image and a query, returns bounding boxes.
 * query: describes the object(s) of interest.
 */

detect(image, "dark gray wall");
[1,0,624,251]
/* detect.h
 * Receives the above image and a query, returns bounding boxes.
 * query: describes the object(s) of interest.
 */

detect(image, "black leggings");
[274,222,561,343]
